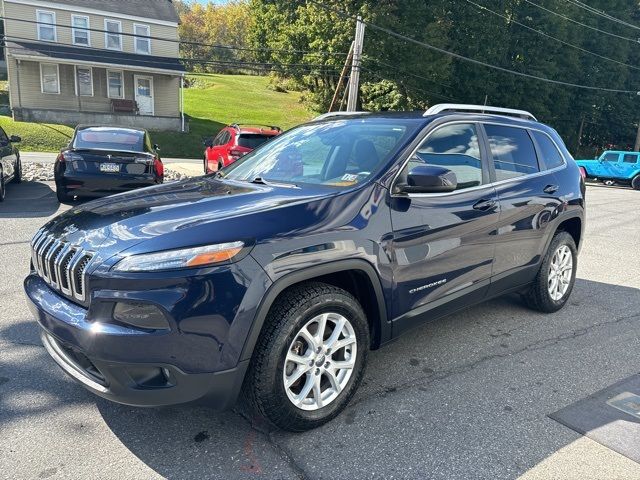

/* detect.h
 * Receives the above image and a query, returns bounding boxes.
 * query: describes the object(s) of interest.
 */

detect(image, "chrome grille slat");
[30,230,94,304]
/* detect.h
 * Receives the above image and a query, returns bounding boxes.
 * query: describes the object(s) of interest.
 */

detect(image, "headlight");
[113,241,245,272]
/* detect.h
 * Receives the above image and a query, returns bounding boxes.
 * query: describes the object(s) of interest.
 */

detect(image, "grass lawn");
[0,74,315,158]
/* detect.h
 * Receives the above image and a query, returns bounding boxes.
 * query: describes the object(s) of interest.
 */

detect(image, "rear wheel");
[244,282,369,431]
[12,156,22,183]
[56,184,73,203]
[631,174,640,191]
[524,231,577,313]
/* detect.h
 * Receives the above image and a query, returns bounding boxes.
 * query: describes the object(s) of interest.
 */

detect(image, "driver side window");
[406,123,483,191]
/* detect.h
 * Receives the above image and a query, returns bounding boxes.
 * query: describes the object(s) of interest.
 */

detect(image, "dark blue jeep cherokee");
[25,104,585,431]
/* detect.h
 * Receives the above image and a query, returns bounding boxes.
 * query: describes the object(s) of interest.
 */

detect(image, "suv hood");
[40,177,331,260]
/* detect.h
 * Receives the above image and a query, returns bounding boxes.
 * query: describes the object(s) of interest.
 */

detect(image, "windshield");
[221,118,421,187]
[238,133,275,149]
[73,128,145,152]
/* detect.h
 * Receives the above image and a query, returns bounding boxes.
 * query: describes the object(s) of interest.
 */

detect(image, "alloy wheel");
[548,245,573,301]
[283,312,357,411]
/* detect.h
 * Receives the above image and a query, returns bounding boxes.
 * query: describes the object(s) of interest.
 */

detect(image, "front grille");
[31,229,94,303]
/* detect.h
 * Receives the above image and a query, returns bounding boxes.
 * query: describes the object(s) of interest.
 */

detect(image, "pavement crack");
[352,310,640,408]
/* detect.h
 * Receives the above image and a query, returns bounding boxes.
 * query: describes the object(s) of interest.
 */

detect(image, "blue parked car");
[575,150,640,190]
[24,104,585,431]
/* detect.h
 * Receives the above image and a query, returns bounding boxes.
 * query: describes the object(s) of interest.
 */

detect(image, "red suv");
[204,124,282,173]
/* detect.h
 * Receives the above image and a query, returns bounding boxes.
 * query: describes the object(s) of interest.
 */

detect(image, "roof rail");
[313,111,369,121]
[230,123,282,132]
[424,103,537,121]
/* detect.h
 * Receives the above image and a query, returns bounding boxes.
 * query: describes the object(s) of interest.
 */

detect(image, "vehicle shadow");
[2,278,640,478]
[0,181,62,219]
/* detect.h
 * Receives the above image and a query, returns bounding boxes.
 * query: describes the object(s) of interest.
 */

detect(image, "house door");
[134,75,154,115]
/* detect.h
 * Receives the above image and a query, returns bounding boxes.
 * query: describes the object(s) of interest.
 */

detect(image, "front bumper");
[24,274,250,408]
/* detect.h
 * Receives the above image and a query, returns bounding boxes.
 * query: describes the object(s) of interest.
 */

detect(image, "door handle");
[543,184,559,194]
[473,199,497,211]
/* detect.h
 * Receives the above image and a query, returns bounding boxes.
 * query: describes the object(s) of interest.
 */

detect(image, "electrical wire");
[465,0,640,71]
[307,0,639,94]
[522,0,640,44]
[0,16,349,56]
[562,0,640,32]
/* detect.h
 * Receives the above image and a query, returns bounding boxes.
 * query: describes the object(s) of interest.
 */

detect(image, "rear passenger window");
[484,124,539,181]
[531,131,564,170]
[407,123,483,190]
[623,154,638,164]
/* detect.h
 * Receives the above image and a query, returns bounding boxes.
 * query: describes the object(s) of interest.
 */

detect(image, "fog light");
[113,302,169,330]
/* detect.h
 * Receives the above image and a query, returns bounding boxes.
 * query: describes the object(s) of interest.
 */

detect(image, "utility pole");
[635,122,640,152]
[346,15,365,112]
[328,42,354,112]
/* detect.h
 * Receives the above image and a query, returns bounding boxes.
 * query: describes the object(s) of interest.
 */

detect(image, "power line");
[563,0,640,32]
[465,0,640,71]
[362,55,454,89]
[0,16,348,57]
[4,39,343,76]
[522,0,640,44]
[359,65,457,102]
[308,0,639,94]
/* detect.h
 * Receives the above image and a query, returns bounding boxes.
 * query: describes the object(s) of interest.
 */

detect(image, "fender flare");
[541,211,583,257]
[239,258,389,362]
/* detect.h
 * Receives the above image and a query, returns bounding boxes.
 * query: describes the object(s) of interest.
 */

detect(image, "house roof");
[44,0,180,23]
[7,41,185,74]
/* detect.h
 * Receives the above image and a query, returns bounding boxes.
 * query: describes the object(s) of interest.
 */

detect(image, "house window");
[105,19,122,50]
[72,15,90,46]
[134,24,151,54]
[75,66,93,96]
[37,10,56,42]
[40,63,60,94]
[107,70,124,99]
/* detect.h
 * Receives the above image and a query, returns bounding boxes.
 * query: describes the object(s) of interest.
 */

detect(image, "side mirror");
[9,135,21,143]
[153,143,160,151]
[399,165,457,194]
[203,138,214,148]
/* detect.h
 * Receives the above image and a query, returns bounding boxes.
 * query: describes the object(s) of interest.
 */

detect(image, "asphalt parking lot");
[1,180,640,480]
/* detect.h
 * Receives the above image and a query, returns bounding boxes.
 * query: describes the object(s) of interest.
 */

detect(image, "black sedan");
[0,127,22,202]
[55,126,164,202]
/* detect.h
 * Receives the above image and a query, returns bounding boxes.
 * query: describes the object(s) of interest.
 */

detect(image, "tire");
[244,282,369,432]
[218,160,224,171]
[524,231,577,313]
[0,167,5,202]
[203,156,208,174]
[56,184,73,203]
[12,156,22,183]
[632,174,640,191]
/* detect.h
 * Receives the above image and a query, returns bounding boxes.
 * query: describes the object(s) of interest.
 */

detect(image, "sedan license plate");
[100,162,120,173]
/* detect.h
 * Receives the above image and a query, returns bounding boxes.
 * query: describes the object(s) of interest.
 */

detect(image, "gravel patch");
[21,162,190,182]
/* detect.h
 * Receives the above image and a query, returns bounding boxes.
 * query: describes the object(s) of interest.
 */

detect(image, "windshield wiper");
[248,177,299,189]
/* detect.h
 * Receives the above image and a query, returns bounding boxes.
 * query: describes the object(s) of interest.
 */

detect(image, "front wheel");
[524,231,577,313]
[244,282,369,431]
[631,174,640,191]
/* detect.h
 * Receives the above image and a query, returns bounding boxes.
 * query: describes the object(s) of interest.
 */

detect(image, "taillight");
[154,157,163,177]
[229,149,246,161]
[56,152,66,163]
